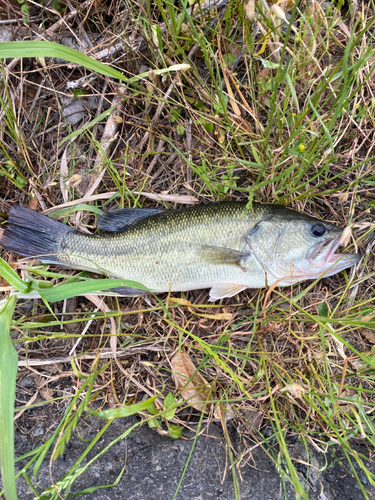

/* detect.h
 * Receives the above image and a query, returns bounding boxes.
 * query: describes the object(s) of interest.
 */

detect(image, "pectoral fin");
[209,283,248,301]
[98,208,164,232]
[200,245,250,269]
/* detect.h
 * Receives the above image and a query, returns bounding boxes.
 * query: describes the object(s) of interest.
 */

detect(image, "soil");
[12,416,375,500]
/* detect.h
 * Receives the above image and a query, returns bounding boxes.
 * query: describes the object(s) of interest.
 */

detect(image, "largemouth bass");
[0,202,360,300]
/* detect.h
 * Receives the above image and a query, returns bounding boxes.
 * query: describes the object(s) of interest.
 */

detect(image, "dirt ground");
[12,415,375,500]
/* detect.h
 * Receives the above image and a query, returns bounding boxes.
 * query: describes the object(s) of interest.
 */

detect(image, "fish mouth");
[309,233,361,270]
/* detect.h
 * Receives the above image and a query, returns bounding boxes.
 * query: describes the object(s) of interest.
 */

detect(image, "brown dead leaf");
[34,375,55,401]
[27,198,38,211]
[362,311,375,322]
[39,387,54,401]
[242,408,264,430]
[68,174,83,189]
[245,0,255,21]
[362,329,375,344]
[169,297,192,306]
[281,382,306,399]
[188,308,233,321]
[170,352,212,412]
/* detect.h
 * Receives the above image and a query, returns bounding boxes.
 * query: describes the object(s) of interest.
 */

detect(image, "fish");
[0,202,360,301]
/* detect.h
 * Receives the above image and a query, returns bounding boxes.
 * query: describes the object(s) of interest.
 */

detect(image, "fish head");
[245,215,360,285]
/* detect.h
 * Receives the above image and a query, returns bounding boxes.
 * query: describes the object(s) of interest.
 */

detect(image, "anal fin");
[209,283,248,301]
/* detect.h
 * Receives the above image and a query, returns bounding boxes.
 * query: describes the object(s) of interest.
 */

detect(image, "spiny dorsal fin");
[98,207,164,232]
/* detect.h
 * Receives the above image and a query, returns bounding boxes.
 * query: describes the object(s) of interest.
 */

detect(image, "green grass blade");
[0,42,190,88]
[87,395,158,419]
[36,278,149,302]
[0,41,128,82]
[0,256,30,293]
[127,63,190,84]
[0,295,18,500]
[308,97,334,153]
[57,105,118,147]
[48,205,105,219]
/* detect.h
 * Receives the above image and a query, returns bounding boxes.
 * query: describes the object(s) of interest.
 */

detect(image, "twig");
[83,91,124,197]
[17,350,130,367]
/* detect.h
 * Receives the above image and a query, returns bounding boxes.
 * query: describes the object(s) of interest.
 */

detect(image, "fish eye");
[311,223,326,237]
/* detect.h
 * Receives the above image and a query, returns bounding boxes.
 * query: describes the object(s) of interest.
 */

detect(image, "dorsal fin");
[98,208,164,232]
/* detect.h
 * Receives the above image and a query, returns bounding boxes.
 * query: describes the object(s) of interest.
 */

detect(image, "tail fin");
[0,206,75,262]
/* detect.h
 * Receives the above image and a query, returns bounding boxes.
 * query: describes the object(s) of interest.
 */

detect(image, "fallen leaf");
[245,0,255,20]
[27,198,38,211]
[242,408,263,430]
[171,352,212,412]
[60,146,69,203]
[214,403,236,422]
[39,387,54,401]
[281,382,306,399]
[362,329,375,344]
[169,297,192,306]
[339,226,352,246]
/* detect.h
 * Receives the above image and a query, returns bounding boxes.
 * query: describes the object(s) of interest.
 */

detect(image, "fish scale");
[59,202,266,291]
[0,201,360,300]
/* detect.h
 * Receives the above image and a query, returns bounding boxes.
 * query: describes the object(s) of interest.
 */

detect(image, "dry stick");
[66,0,96,53]
[34,0,94,33]
[14,393,39,421]
[69,301,102,355]
[42,191,118,214]
[92,80,109,140]
[40,189,198,216]
[17,351,130,367]
[83,91,124,198]
[137,81,175,165]
[84,295,164,404]
[146,138,166,175]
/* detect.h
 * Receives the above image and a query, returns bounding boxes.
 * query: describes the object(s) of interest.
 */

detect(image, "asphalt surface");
[11,416,375,500]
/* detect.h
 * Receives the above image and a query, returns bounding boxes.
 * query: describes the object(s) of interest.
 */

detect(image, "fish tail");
[0,206,75,262]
